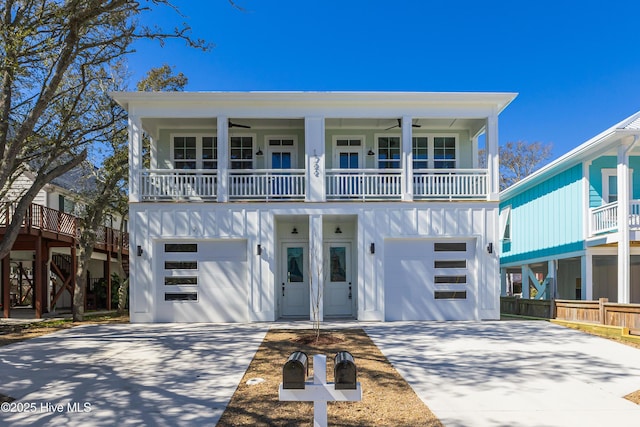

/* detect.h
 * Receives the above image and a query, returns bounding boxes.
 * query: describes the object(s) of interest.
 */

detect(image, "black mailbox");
[334,351,357,390]
[283,351,308,389]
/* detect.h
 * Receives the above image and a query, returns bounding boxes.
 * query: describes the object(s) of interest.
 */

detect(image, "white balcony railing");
[228,169,305,201]
[590,200,640,235]
[140,170,217,201]
[138,168,491,202]
[413,169,488,200]
[326,169,402,200]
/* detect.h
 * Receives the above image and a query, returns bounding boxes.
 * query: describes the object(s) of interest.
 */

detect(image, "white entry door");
[324,243,354,317]
[281,243,310,317]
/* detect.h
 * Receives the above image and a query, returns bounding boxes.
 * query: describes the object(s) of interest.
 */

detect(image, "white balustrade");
[591,200,640,235]
[138,168,491,202]
[228,169,306,200]
[139,170,217,201]
[413,169,488,200]
[326,169,402,200]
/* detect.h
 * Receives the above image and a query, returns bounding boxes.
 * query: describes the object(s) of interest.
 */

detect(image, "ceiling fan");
[385,118,421,131]
[229,120,251,129]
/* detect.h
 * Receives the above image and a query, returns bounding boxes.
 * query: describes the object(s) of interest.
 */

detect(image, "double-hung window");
[434,136,457,169]
[412,137,428,169]
[230,136,254,169]
[171,135,217,170]
[377,136,401,169]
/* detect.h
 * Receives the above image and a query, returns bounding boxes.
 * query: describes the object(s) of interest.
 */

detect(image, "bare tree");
[0,0,210,262]
[480,141,553,190]
[73,64,188,321]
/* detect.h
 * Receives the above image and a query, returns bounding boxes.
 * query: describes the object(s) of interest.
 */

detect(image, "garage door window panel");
[434,242,467,252]
[434,291,467,299]
[434,275,467,284]
[165,243,198,253]
[164,261,198,270]
[165,292,198,301]
[164,277,198,286]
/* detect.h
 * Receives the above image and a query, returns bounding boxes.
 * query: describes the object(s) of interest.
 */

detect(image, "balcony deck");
[0,203,129,250]
[138,169,490,202]
[590,200,640,236]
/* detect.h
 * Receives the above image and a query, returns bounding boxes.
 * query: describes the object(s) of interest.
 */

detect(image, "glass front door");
[281,244,309,317]
[324,243,354,317]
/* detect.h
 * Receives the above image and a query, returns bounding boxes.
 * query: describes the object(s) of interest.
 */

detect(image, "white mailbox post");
[279,354,362,427]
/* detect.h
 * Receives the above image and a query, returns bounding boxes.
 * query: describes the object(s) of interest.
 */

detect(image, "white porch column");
[471,135,479,168]
[305,117,326,202]
[486,114,499,201]
[521,264,530,299]
[617,145,631,303]
[128,115,142,202]
[217,116,229,202]
[309,214,323,321]
[582,252,593,300]
[500,268,507,296]
[401,115,413,201]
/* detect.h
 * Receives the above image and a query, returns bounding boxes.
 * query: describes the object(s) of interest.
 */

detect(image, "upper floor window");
[230,136,254,169]
[377,136,400,169]
[413,137,428,169]
[171,135,217,170]
[602,168,633,204]
[434,136,457,169]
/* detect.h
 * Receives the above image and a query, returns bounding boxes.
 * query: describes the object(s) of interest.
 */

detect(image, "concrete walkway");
[0,323,268,426]
[365,321,640,427]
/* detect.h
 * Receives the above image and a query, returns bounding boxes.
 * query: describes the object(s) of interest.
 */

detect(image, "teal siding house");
[500,112,640,303]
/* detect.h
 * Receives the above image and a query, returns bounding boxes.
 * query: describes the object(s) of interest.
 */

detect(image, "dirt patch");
[624,390,640,405]
[217,328,442,427]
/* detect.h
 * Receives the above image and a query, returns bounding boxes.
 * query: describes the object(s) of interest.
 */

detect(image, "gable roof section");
[501,111,640,200]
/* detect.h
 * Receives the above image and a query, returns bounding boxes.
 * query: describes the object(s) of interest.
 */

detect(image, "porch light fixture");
[257,244,262,256]
[256,147,263,156]
[335,226,342,234]
[487,243,493,254]
[370,243,375,254]
[292,227,298,235]
[367,148,375,156]
[137,245,143,256]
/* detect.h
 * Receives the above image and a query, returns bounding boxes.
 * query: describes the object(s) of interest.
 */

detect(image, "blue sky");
[128,0,640,159]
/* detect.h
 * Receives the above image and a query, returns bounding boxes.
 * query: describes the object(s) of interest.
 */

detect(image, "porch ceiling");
[141,117,487,139]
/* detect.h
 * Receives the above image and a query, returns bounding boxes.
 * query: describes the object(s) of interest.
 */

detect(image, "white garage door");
[156,240,248,322]
[384,239,477,321]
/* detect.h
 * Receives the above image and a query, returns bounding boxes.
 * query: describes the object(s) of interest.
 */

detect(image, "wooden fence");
[500,296,553,318]
[501,296,640,332]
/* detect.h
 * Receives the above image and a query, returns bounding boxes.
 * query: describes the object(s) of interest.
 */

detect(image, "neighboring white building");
[111,91,516,323]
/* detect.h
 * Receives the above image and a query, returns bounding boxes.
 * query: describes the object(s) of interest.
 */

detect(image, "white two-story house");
[111,91,516,323]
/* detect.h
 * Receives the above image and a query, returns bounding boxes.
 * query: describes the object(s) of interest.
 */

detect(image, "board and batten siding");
[501,163,584,264]
[588,156,640,208]
[129,201,500,322]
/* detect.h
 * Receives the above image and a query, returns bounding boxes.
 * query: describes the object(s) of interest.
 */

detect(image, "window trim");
[332,135,365,169]
[601,168,633,205]
[499,206,512,241]
[170,133,218,170]
[411,133,459,169]
[265,135,298,169]
[374,134,402,169]
[229,133,256,170]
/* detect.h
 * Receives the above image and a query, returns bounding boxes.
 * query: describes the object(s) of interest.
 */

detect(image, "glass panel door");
[282,244,309,317]
[324,243,354,317]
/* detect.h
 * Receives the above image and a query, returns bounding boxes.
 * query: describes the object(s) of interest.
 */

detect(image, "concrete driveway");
[2,320,640,427]
[0,323,268,427]
[365,321,640,427]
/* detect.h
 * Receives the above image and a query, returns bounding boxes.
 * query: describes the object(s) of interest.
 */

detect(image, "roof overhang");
[501,111,640,200]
